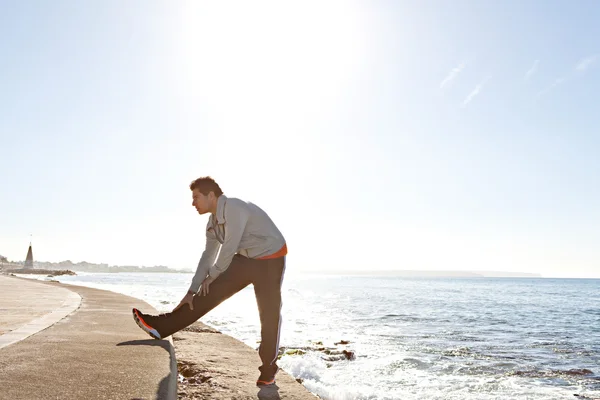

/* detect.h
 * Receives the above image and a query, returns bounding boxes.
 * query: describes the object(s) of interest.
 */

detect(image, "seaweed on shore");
[181,325,221,334]
[277,339,356,363]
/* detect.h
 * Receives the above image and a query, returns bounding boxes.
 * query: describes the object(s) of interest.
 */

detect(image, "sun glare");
[173,1,366,125]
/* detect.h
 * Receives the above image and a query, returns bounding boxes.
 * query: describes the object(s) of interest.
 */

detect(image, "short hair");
[189,176,223,197]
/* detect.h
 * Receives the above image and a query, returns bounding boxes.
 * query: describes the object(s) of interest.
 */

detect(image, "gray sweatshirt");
[188,195,286,293]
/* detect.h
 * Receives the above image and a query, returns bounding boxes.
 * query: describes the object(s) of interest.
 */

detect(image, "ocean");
[23,272,600,400]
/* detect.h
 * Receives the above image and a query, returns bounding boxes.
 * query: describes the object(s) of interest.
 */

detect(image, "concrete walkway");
[0,275,81,349]
[0,275,176,400]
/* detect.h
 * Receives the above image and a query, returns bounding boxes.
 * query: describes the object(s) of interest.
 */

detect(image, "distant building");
[24,244,34,268]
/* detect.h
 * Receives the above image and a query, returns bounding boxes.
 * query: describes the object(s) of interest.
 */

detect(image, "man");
[132,176,287,386]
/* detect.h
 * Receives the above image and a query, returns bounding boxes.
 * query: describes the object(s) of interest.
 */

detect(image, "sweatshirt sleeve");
[208,201,249,279]
[188,233,220,293]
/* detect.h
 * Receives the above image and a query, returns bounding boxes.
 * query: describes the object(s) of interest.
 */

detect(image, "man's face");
[192,189,211,214]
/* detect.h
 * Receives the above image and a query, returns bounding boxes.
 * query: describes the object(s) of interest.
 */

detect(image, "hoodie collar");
[215,194,227,224]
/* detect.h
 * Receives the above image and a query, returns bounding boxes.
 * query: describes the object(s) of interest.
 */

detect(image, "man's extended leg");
[253,256,286,385]
[139,255,253,338]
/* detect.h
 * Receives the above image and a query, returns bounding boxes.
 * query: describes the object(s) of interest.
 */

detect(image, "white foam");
[279,353,329,381]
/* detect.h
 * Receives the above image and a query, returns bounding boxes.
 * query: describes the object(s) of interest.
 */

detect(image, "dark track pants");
[149,254,286,374]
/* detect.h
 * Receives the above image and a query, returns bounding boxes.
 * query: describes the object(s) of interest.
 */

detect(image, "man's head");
[190,176,223,215]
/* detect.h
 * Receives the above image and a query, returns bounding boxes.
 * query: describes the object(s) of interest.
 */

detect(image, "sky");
[1,1,599,278]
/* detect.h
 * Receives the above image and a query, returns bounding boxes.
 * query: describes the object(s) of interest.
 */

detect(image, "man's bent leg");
[253,256,286,379]
[151,255,253,338]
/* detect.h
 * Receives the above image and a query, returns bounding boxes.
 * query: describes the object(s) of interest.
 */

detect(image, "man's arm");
[208,201,249,280]
[188,235,220,294]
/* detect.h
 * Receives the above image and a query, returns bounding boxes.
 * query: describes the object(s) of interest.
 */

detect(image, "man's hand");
[173,292,195,311]
[200,275,216,296]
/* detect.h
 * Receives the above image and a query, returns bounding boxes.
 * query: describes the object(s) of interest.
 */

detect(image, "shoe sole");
[132,308,161,340]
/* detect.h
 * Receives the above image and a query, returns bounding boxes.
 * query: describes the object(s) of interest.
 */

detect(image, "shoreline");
[6,273,599,399]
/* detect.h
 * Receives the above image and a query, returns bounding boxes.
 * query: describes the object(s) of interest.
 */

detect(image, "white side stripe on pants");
[270,258,286,365]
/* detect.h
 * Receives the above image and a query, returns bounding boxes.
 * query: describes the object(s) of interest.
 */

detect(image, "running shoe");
[132,308,161,340]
